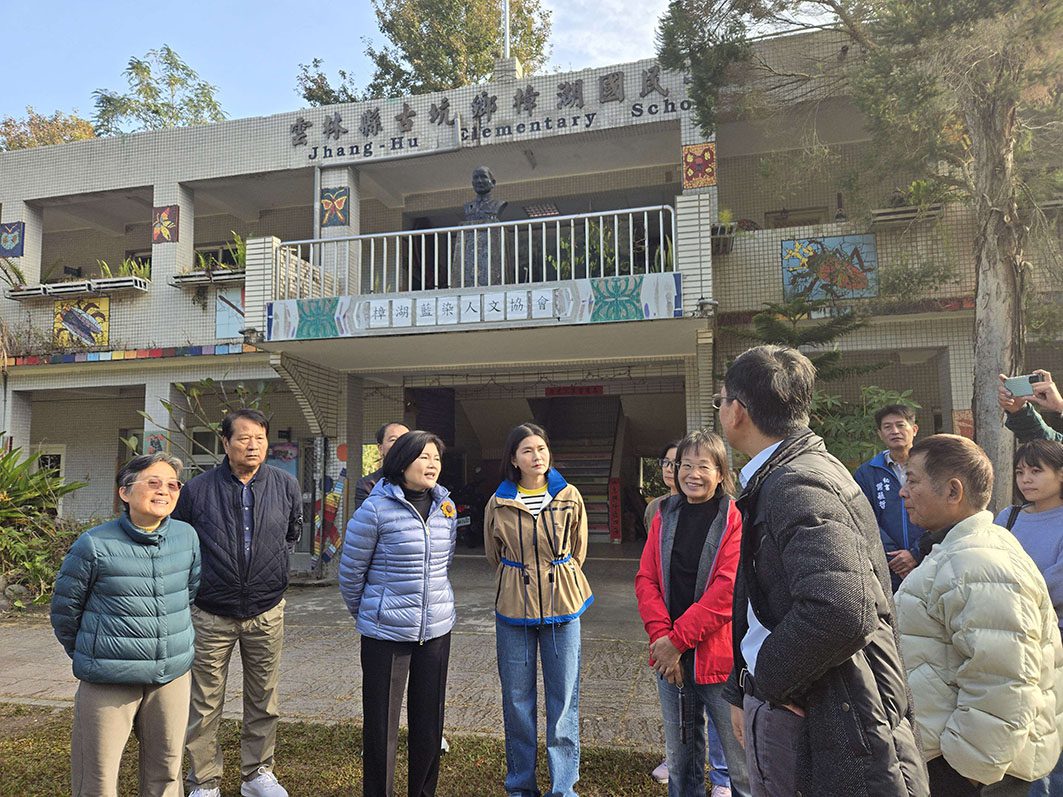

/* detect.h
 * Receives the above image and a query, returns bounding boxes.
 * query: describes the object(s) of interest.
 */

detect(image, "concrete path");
[0,545,664,751]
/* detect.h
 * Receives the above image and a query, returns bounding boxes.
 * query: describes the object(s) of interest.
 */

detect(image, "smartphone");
[1004,373,1044,397]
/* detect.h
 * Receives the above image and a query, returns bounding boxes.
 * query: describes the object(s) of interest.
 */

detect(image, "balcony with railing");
[265,205,683,343]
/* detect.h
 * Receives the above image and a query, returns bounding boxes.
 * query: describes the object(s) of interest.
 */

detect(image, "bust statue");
[452,166,508,288]
[463,166,508,222]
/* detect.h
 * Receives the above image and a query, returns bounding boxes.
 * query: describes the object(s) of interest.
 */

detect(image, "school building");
[2,30,1058,568]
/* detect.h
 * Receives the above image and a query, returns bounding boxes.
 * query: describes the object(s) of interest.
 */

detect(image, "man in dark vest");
[175,408,303,797]
[717,345,928,797]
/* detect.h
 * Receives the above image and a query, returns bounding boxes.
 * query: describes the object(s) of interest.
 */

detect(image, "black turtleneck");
[669,495,722,621]
[403,486,433,522]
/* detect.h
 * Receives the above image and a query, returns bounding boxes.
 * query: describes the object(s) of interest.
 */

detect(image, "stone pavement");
[0,544,664,751]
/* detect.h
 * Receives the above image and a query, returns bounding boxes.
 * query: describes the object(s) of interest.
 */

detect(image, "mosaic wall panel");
[0,221,25,257]
[53,297,109,348]
[320,187,351,227]
[781,233,879,300]
[152,205,179,243]
[682,142,716,190]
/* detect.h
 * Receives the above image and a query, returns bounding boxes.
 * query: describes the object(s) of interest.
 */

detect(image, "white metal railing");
[273,205,676,300]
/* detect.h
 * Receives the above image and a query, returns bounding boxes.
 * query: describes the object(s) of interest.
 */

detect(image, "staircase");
[530,396,621,544]
[551,439,614,540]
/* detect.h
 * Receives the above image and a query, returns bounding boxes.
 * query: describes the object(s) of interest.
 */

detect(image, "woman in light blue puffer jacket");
[338,430,457,797]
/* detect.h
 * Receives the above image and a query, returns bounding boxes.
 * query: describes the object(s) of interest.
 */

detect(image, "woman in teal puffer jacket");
[51,452,200,797]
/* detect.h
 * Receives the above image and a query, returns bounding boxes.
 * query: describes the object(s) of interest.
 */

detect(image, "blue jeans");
[657,654,750,797]
[1030,750,1063,797]
[496,618,581,797]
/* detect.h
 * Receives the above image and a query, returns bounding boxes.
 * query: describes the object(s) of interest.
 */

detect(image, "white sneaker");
[188,788,221,797]
[440,735,450,754]
[651,758,669,783]
[710,785,732,797]
[241,767,289,797]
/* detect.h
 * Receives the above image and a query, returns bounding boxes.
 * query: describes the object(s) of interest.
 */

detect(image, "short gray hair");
[116,452,184,492]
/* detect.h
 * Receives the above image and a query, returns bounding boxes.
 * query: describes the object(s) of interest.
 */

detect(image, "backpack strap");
[1005,504,1023,531]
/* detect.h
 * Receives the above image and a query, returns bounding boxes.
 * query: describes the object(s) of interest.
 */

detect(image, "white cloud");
[541,0,672,71]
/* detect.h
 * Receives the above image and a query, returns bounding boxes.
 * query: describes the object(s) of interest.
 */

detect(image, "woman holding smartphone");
[485,422,593,797]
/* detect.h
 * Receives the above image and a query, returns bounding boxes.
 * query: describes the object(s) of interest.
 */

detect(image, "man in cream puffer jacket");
[896,434,1063,795]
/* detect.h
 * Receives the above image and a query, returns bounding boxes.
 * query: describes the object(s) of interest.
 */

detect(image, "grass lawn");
[0,702,665,796]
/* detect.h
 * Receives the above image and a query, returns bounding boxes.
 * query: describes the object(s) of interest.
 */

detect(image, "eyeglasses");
[659,458,677,470]
[130,477,183,493]
[678,462,718,475]
[711,394,744,411]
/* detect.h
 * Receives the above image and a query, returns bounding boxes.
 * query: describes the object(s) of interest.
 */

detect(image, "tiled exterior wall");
[713,208,978,313]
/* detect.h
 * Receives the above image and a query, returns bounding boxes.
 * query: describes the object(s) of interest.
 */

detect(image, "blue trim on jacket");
[496,594,595,626]
[493,467,568,500]
[854,451,927,590]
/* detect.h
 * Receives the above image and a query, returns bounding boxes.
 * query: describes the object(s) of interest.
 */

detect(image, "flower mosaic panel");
[266,273,682,341]
[0,222,25,257]
[152,205,179,243]
[682,142,716,190]
[780,233,879,301]
[320,187,350,227]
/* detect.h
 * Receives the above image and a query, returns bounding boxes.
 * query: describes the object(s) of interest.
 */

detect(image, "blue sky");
[5,0,669,123]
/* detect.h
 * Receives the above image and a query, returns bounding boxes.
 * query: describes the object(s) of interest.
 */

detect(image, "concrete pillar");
[345,375,364,522]
[317,166,360,294]
[674,193,715,317]
[142,374,181,455]
[684,327,716,432]
[2,389,32,454]
[0,200,44,285]
[245,236,280,341]
[151,184,194,282]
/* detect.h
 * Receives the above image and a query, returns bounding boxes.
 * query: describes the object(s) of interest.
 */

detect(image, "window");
[35,445,66,515]
[764,207,829,229]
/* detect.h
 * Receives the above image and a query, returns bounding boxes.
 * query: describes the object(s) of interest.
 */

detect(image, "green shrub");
[0,442,87,605]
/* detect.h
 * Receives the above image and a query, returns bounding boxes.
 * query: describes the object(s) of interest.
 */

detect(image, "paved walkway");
[0,545,664,751]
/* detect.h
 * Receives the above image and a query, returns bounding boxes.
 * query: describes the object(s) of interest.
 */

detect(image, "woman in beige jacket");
[484,422,593,797]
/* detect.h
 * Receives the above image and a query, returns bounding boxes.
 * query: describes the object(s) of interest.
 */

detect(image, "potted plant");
[711,208,738,256]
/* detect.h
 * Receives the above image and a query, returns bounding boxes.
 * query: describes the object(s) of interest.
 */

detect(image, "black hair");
[1015,440,1063,500]
[500,423,552,484]
[376,421,408,445]
[221,408,269,440]
[674,429,735,498]
[724,345,816,438]
[875,404,916,428]
[659,439,683,460]
[381,430,445,485]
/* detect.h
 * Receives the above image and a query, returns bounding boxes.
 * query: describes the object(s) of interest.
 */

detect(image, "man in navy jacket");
[854,404,927,591]
[174,409,303,797]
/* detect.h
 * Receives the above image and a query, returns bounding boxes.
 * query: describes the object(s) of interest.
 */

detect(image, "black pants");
[927,756,1030,797]
[360,632,451,797]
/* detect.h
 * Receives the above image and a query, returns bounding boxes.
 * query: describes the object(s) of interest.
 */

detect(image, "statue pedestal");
[451,224,505,288]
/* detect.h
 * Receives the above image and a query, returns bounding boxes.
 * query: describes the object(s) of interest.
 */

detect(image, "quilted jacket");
[172,458,302,619]
[338,479,457,643]
[51,514,200,685]
[897,510,1063,785]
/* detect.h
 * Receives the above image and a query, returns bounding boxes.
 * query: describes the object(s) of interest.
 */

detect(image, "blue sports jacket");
[854,451,926,591]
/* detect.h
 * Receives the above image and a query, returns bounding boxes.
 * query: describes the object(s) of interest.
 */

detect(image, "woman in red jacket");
[635,429,750,797]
